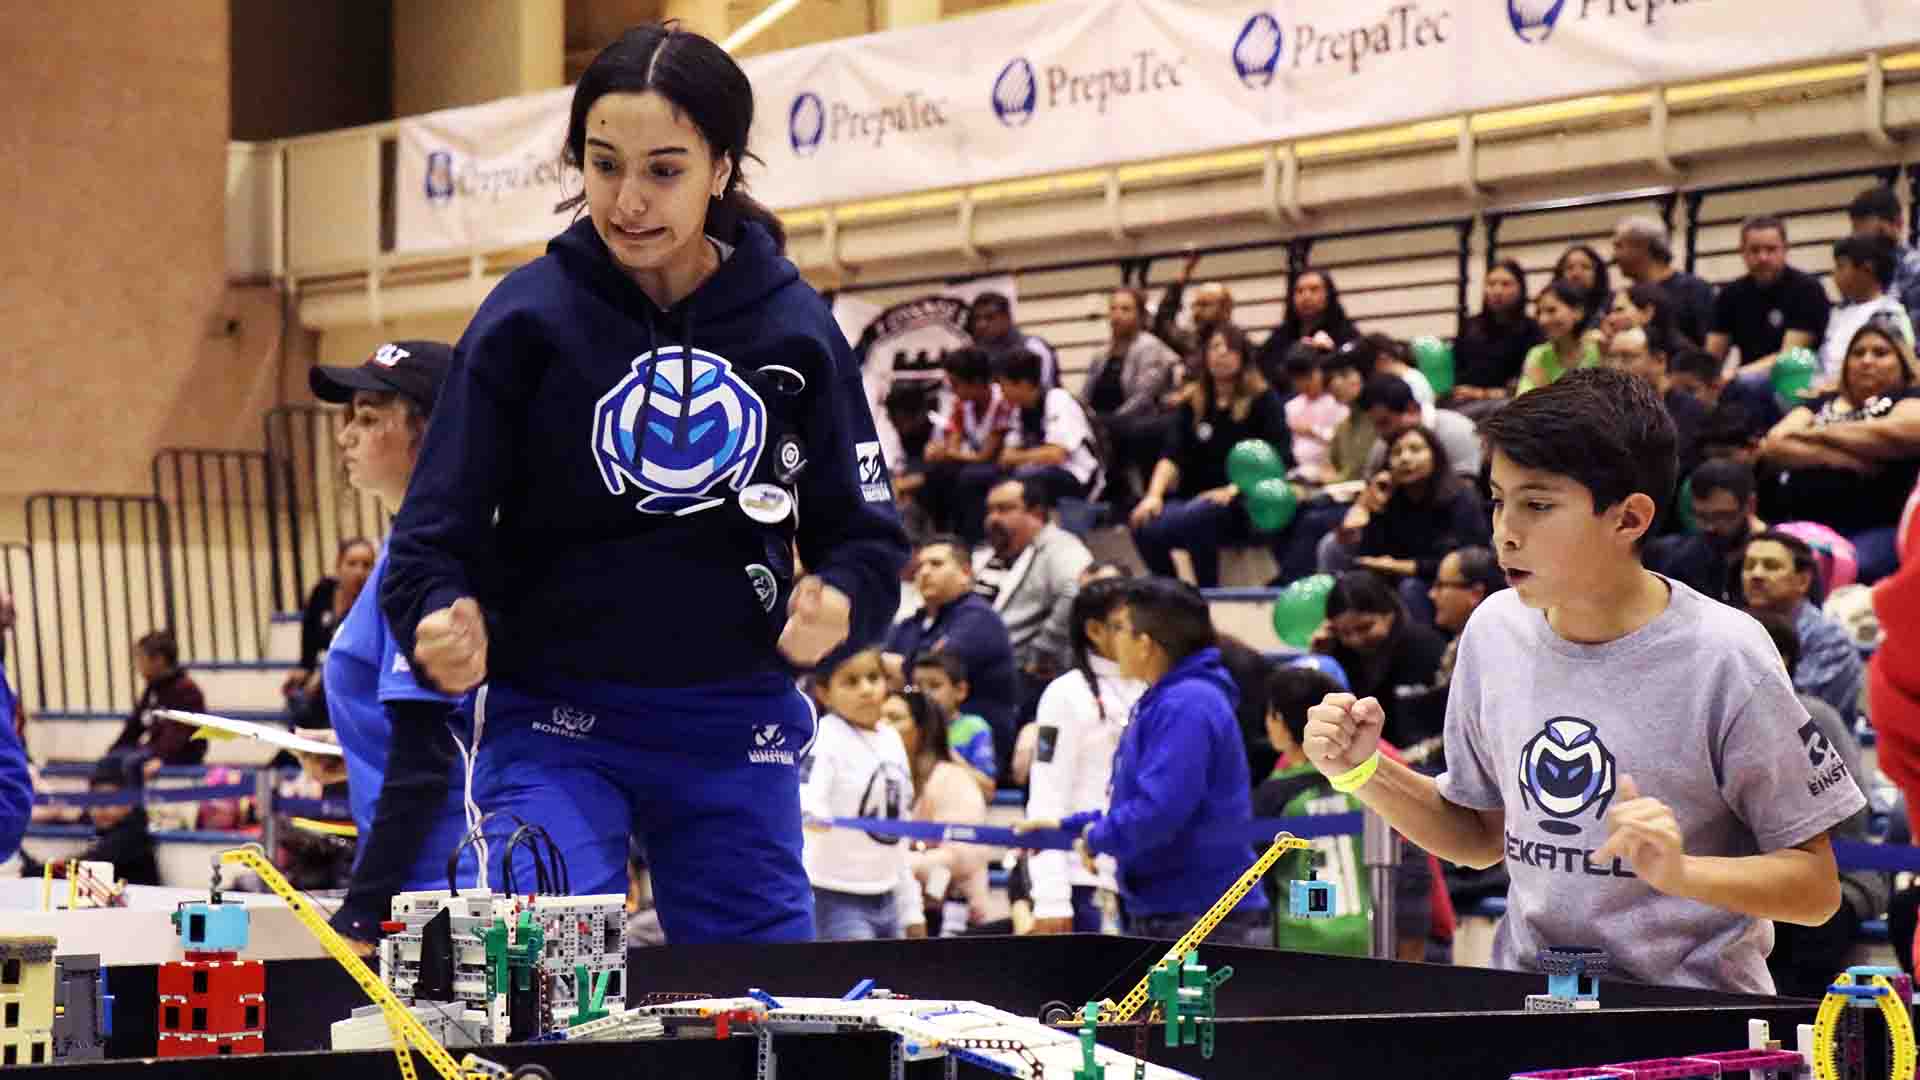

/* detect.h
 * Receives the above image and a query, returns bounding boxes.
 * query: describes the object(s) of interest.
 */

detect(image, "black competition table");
[23,935,1824,1079]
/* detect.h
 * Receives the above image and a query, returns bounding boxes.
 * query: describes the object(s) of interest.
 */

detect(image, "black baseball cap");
[309,340,454,415]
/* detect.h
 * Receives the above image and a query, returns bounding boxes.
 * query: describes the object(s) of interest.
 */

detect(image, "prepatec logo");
[789,92,827,157]
[1233,13,1284,89]
[992,59,1039,127]
[1507,0,1568,43]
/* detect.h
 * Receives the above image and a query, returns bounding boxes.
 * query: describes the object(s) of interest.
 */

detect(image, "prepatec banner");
[395,0,1920,254]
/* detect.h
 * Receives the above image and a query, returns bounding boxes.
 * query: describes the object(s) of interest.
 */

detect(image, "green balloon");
[1412,336,1455,398]
[1770,347,1818,406]
[1675,474,1697,534]
[1271,573,1335,649]
[1246,477,1299,533]
[1227,439,1287,493]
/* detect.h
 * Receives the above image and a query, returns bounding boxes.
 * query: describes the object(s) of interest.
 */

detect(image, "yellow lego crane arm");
[1098,833,1311,1025]
[216,845,475,1080]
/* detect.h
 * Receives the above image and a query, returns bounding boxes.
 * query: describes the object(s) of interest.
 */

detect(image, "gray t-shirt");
[1436,578,1866,994]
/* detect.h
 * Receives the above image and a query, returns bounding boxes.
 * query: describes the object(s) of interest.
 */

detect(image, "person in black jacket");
[282,537,375,728]
[1255,268,1360,388]
[1449,258,1542,413]
[1310,570,1448,749]
[1128,325,1292,588]
[379,25,909,945]
[1336,426,1490,624]
[58,756,160,887]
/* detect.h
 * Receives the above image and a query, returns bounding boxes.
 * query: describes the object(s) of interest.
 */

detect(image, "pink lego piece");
[1599,1057,1723,1079]
[1509,1070,1632,1079]
[1686,1049,1805,1070]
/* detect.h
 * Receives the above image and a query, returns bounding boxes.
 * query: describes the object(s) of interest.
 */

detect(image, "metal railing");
[263,404,390,617]
[151,448,275,666]
[21,494,174,715]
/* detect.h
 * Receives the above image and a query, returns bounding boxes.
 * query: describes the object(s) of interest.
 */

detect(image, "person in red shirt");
[107,630,207,777]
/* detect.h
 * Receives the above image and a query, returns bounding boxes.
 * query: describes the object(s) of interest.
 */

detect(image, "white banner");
[394,86,574,254]
[394,0,1920,252]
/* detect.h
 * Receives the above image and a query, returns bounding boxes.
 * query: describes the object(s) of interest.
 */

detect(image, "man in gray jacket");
[974,478,1094,717]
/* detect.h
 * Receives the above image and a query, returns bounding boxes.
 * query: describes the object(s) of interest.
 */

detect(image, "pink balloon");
[1775,520,1859,590]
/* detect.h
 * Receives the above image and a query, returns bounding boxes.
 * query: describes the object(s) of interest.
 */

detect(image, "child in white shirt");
[802,647,926,940]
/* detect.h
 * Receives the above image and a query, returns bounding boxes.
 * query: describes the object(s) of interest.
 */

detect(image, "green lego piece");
[484,917,510,998]
[1074,1001,1104,1080]
[571,965,611,1026]
[1146,951,1234,1059]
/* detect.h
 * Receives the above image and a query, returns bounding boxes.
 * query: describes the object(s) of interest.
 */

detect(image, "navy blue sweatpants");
[469,671,816,944]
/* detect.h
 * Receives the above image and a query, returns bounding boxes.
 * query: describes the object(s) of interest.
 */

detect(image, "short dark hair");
[1324,569,1402,620]
[1284,342,1326,379]
[1698,402,1761,456]
[991,475,1053,512]
[910,651,969,686]
[1364,332,1410,365]
[1849,186,1903,226]
[1688,458,1755,504]
[1323,338,1377,380]
[1479,367,1678,544]
[1123,577,1216,666]
[994,348,1045,387]
[1751,609,1802,675]
[1834,232,1898,288]
[136,630,179,667]
[943,346,993,384]
[1359,374,1416,413]
[916,533,971,567]
[969,292,1012,332]
[1083,560,1133,579]
[1451,546,1506,594]
[1740,215,1789,245]
[1668,347,1722,386]
[1265,664,1343,746]
[1746,529,1822,600]
[884,380,936,418]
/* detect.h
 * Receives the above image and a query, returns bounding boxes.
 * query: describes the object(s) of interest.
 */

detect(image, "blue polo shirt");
[325,551,473,891]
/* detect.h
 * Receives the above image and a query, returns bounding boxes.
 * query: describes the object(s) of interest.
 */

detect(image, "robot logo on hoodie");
[592,345,768,516]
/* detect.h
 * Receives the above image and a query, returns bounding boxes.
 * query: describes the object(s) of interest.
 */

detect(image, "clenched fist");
[414,597,488,694]
[1302,693,1385,778]
[778,576,851,667]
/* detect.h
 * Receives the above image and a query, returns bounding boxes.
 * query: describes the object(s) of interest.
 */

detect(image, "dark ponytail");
[554,22,786,253]
[1067,577,1132,728]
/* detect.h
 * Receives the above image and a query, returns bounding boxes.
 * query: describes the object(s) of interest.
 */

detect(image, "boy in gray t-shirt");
[1303,369,1864,994]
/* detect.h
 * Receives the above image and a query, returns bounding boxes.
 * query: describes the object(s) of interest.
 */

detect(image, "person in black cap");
[306,340,476,949]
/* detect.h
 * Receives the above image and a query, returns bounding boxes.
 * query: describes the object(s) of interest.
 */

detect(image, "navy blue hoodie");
[382,218,910,690]
[1078,647,1269,918]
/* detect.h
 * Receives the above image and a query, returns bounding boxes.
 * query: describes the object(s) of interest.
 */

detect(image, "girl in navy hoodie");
[381,24,909,944]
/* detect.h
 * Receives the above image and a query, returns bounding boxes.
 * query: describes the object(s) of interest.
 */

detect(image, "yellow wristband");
[1329,751,1382,794]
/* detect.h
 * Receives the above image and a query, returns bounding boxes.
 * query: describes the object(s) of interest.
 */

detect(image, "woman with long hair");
[1553,244,1612,331]
[1517,279,1601,394]
[1760,316,1920,583]
[1450,259,1542,407]
[1128,325,1292,587]
[884,687,989,933]
[1255,268,1361,385]
[380,25,910,943]
[1311,570,1448,747]
[1335,426,1491,624]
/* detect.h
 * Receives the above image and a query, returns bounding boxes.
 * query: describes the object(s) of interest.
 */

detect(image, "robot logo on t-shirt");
[1516,717,1618,838]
